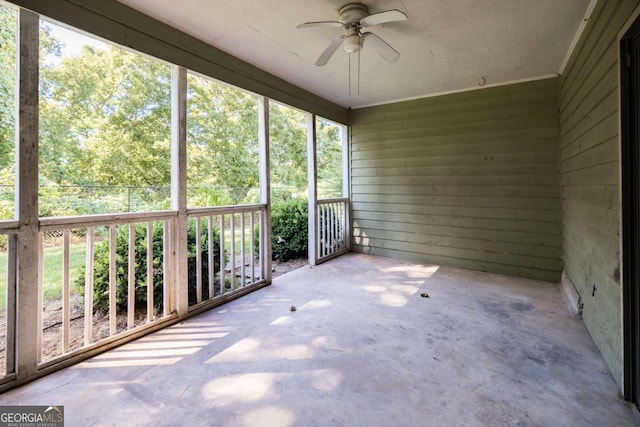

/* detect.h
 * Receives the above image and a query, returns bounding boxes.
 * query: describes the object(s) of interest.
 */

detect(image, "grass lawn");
[0,243,86,312]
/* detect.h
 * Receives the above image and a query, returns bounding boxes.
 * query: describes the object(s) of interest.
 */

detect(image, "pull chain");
[357,48,361,95]
[348,52,352,97]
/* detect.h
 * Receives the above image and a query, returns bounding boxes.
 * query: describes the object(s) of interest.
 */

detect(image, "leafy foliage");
[271,198,308,261]
[80,221,221,313]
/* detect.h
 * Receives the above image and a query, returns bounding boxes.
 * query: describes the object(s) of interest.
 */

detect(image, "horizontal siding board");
[357,97,557,128]
[352,210,561,236]
[352,183,561,198]
[351,128,559,152]
[351,237,561,271]
[352,228,561,259]
[561,137,618,174]
[351,202,560,223]
[559,52,617,133]
[352,193,560,211]
[353,173,558,188]
[352,220,561,247]
[560,112,618,160]
[356,79,558,121]
[352,164,559,177]
[560,161,618,186]
[354,115,558,140]
[352,149,558,166]
[560,88,618,146]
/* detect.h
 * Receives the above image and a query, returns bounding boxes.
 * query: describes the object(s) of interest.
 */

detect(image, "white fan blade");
[315,35,345,66]
[362,32,400,62]
[360,9,407,27]
[297,21,345,29]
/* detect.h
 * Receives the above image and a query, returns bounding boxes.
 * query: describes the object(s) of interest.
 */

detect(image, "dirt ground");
[0,257,307,374]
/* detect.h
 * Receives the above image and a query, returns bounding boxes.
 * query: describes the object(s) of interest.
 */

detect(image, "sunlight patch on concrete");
[362,285,386,293]
[362,282,420,308]
[299,299,331,310]
[379,292,409,307]
[381,264,439,278]
[310,369,343,392]
[201,373,278,407]
[207,337,314,363]
[240,406,296,427]
[270,316,293,325]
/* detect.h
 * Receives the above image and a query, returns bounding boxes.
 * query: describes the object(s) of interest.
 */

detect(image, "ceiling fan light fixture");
[343,34,361,53]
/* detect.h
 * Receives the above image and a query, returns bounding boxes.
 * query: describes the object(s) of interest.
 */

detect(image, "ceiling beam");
[7,0,350,124]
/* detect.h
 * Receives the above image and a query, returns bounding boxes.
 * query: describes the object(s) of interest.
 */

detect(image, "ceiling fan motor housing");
[338,3,369,25]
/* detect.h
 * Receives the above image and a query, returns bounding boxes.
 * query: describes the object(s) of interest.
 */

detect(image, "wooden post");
[16,9,40,379]
[258,97,272,282]
[341,124,351,251]
[171,66,188,316]
[307,114,318,266]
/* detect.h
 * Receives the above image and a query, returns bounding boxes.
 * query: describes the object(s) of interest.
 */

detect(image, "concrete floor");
[1,253,635,426]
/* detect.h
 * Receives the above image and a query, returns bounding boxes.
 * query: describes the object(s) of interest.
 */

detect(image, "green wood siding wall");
[350,78,562,282]
[559,0,640,389]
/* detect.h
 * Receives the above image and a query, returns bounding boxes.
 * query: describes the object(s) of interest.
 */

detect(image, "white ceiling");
[116,0,591,109]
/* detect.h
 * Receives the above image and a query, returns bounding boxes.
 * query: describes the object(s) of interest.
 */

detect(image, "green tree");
[269,103,308,199]
[187,73,259,206]
[0,6,16,221]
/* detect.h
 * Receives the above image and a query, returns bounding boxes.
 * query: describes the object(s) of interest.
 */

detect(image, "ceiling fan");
[297,3,408,67]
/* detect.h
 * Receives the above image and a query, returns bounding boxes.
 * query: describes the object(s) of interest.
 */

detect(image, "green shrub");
[76,220,221,314]
[186,218,222,305]
[271,198,308,261]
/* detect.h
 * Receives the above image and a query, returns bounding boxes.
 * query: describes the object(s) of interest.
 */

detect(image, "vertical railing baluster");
[250,211,255,285]
[323,205,328,257]
[37,233,43,362]
[146,222,154,322]
[332,203,337,255]
[6,234,16,374]
[127,224,136,329]
[208,215,214,300]
[62,230,70,353]
[84,227,95,346]
[258,210,264,281]
[230,214,236,290]
[109,225,117,336]
[195,217,202,304]
[318,204,327,257]
[339,202,344,250]
[240,212,246,287]
[163,220,170,317]
[220,215,225,295]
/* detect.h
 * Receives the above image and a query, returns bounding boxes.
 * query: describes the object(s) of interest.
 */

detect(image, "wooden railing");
[316,198,349,262]
[38,211,178,365]
[186,204,268,310]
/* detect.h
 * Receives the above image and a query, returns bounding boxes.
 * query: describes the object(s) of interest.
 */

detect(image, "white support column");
[341,124,351,251]
[171,66,188,316]
[16,9,40,379]
[258,97,272,282]
[307,114,318,266]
